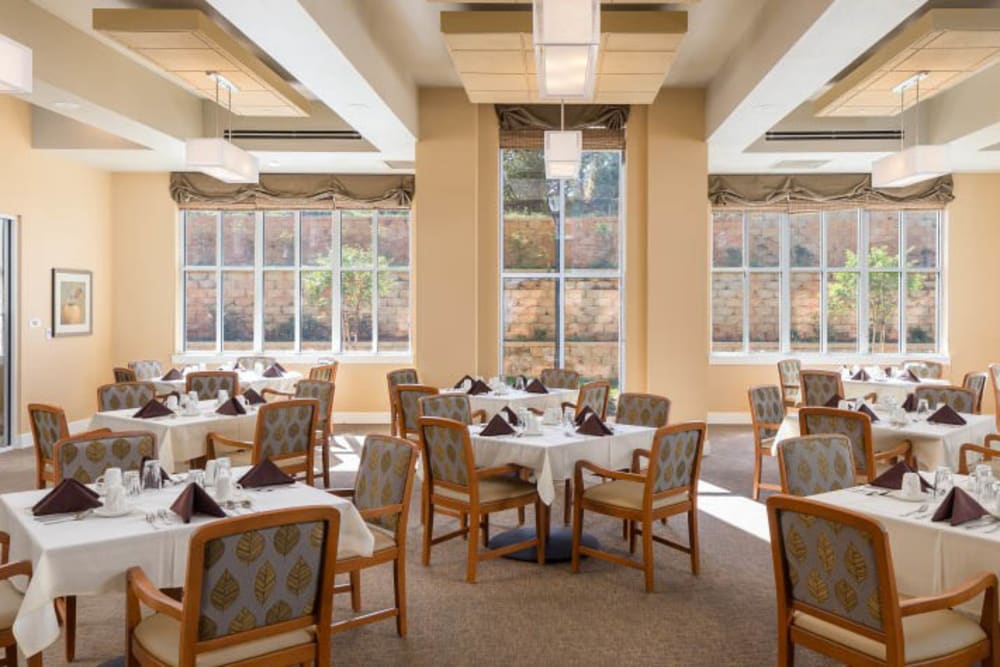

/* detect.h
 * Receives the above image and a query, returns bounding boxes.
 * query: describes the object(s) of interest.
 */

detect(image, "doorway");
[0,216,15,447]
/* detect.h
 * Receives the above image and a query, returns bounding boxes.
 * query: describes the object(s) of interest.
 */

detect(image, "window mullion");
[332,211,342,355]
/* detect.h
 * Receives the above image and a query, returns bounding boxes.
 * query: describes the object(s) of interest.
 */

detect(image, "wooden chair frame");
[561,380,612,524]
[767,494,997,667]
[777,359,803,409]
[799,370,845,407]
[571,422,706,592]
[417,416,544,583]
[991,364,1000,431]
[962,372,988,414]
[207,398,319,486]
[798,407,912,483]
[96,381,157,412]
[0,532,40,667]
[308,362,339,382]
[914,384,978,415]
[262,381,336,489]
[114,366,137,383]
[776,435,857,496]
[234,356,277,372]
[614,392,671,428]
[747,385,785,501]
[391,384,438,442]
[902,359,945,380]
[959,434,1000,475]
[52,429,158,484]
[329,436,419,637]
[184,371,239,401]
[539,368,580,391]
[126,507,339,667]
[386,369,419,437]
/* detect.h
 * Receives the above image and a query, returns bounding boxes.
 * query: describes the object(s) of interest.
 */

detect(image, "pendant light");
[544,102,582,180]
[0,34,32,94]
[871,71,949,188]
[185,72,259,184]
[533,0,600,99]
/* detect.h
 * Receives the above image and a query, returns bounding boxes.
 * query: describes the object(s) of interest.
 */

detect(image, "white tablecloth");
[153,370,301,396]
[89,400,258,473]
[469,422,655,505]
[843,377,949,404]
[440,387,576,418]
[0,475,373,657]
[777,410,995,471]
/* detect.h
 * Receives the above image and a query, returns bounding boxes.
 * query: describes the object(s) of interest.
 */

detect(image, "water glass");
[515,376,525,391]
[933,466,953,498]
[205,460,218,486]
[975,464,995,498]
[216,457,232,479]
[188,469,206,488]
[124,470,141,498]
[142,460,162,491]
[215,471,233,502]
[917,399,929,417]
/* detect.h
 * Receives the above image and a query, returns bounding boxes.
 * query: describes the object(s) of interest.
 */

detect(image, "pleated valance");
[708,173,954,211]
[496,104,629,150]
[170,172,415,210]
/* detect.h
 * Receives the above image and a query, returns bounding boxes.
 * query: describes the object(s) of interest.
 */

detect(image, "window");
[500,149,624,389]
[181,209,410,355]
[711,208,942,356]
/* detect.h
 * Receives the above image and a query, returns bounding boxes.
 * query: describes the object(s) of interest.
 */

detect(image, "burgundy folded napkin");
[870,462,932,492]
[453,374,474,389]
[851,369,870,381]
[133,399,174,419]
[885,367,896,378]
[32,478,102,517]
[902,369,921,383]
[243,388,266,405]
[161,368,182,381]
[856,403,879,423]
[927,404,966,425]
[170,483,227,523]
[577,413,613,437]
[262,364,284,378]
[902,393,917,412]
[467,379,491,396]
[215,397,247,416]
[823,394,844,408]
[525,379,548,394]
[273,362,287,374]
[238,458,295,488]
[501,406,520,426]
[574,406,596,426]
[480,414,515,436]
[139,455,173,485]
[932,487,987,526]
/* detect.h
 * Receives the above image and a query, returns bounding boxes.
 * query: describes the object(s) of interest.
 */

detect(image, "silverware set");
[34,509,95,525]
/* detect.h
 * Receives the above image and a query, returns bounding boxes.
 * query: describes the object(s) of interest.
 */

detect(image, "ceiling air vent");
[771,159,831,169]
[224,129,363,141]
[765,130,901,142]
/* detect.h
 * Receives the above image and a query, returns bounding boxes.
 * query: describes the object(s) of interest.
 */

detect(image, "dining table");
[843,376,949,404]
[0,472,373,658]
[439,386,577,418]
[152,368,301,396]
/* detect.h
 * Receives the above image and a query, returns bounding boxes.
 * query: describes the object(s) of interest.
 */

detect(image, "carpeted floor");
[0,425,837,666]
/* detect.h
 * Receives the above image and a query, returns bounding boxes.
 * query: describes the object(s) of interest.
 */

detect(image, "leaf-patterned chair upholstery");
[777,435,856,497]
[185,371,239,401]
[766,495,998,666]
[902,359,945,380]
[559,380,612,523]
[540,368,580,390]
[799,407,912,483]
[800,370,845,407]
[125,506,340,667]
[28,404,70,489]
[418,416,543,583]
[777,359,803,408]
[572,422,706,592]
[386,368,419,437]
[308,362,338,382]
[962,372,988,414]
[748,385,787,500]
[392,385,438,441]
[128,360,162,381]
[235,356,277,371]
[616,393,670,428]
[114,367,137,383]
[97,382,156,412]
[330,435,419,636]
[914,385,977,415]
[263,380,336,488]
[419,394,487,425]
[54,431,157,484]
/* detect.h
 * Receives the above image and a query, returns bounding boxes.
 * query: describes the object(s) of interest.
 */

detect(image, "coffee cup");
[96,467,123,493]
[901,472,922,498]
[165,395,179,411]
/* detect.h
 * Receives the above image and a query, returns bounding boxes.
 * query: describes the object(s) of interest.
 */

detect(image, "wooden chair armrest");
[863,392,878,403]
[561,401,576,412]
[0,531,9,565]
[757,422,783,432]
[207,432,253,459]
[327,489,354,499]
[476,464,523,480]
[127,567,182,620]
[0,560,31,581]
[899,572,997,617]
[984,433,1000,448]
[261,389,293,400]
[574,460,645,486]
[359,504,404,522]
[471,409,488,424]
[959,444,996,474]
[631,448,652,473]
[873,439,912,462]
[527,408,545,416]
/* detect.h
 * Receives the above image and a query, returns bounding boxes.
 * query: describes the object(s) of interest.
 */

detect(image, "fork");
[36,509,94,525]
[901,504,928,517]
[144,511,160,530]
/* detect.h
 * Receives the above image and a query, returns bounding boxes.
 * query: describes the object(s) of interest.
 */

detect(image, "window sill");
[171,352,413,366]
[709,352,950,367]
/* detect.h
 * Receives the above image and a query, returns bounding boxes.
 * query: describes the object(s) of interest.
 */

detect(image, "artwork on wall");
[51,268,92,337]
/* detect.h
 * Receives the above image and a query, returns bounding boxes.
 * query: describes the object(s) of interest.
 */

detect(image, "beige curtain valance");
[496,104,629,150]
[708,173,954,211]
[170,172,415,210]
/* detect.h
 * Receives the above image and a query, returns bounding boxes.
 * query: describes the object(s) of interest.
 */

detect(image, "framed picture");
[51,268,92,337]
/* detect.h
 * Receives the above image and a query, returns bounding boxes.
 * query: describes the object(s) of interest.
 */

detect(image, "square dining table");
[439,387,577,419]
[843,376,949,405]
[152,369,301,396]
[0,473,373,658]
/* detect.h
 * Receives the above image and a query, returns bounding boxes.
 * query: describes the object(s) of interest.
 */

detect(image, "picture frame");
[51,268,92,337]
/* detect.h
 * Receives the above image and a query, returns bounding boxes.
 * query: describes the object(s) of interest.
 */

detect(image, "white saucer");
[888,490,928,502]
[94,505,131,518]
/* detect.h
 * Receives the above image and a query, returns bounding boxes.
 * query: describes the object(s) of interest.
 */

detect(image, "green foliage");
[300,247,393,346]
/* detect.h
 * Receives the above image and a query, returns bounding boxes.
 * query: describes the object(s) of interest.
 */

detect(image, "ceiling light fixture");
[871,70,949,188]
[544,102,582,180]
[533,0,600,99]
[0,34,32,94]
[185,70,258,184]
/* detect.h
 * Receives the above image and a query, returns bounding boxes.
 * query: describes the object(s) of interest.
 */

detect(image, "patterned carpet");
[0,425,837,666]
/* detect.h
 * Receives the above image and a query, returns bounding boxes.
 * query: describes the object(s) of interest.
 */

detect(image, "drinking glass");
[917,399,929,418]
[933,466,953,499]
[188,469,206,488]
[142,460,162,491]
[124,470,141,498]
[975,464,995,498]
[515,376,525,392]
[216,457,232,480]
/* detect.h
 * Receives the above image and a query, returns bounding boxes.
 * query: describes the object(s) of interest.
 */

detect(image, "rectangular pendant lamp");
[533,0,599,99]
[0,35,32,94]
[544,130,582,180]
[185,138,259,184]
[871,144,949,188]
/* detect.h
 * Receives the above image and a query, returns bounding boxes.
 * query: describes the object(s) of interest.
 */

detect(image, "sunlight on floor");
[696,479,771,543]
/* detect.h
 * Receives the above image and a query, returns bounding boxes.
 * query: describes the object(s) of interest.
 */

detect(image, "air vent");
[765,130,901,142]
[224,129,363,141]
[771,159,832,169]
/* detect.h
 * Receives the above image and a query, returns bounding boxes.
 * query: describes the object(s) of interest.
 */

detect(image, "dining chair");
[558,380,612,524]
[571,422,706,592]
[309,361,338,382]
[185,371,239,401]
[96,381,156,412]
[777,434,856,497]
[262,380,335,488]
[0,531,40,667]
[800,370,845,407]
[417,416,544,583]
[902,359,945,380]
[392,384,438,442]
[127,360,162,381]
[914,385,977,414]
[113,366,137,383]
[208,399,318,485]
[27,404,111,489]
[766,494,998,666]
[777,359,803,408]
[798,407,912,483]
[126,507,339,667]
[53,430,157,484]
[539,368,580,390]
[747,385,786,501]
[963,372,988,414]
[615,392,670,428]
[329,435,418,637]
[234,355,277,371]
[958,434,1000,475]
[990,364,1000,430]
[386,368,419,436]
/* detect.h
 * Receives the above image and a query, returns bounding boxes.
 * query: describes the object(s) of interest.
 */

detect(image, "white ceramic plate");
[94,506,132,518]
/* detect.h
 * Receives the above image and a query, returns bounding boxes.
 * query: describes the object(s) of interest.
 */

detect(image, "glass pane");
[826,210,858,268]
[906,272,937,352]
[868,271,900,353]
[263,270,295,350]
[300,271,332,351]
[378,211,409,268]
[827,271,858,352]
[868,210,899,267]
[184,271,216,350]
[221,211,254,266]
[300,211,333,267]
[711,272,744,352]
[184,211,217,266]
[342,271,373,352]
[341,210,373,269]
[748,212,780,268]
[502,150,558,272]
[565,152,619,270]
[222,271,253,351]
[264,211,295,266]
[565,278,619,387]
[790,272,821,352]
[378,272,410,353]
[502,277,557,376]
[749,273,780,351]
[712,211,743,268]
[790,213,820,267]
[905,211,938,268]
